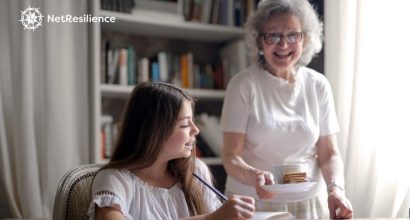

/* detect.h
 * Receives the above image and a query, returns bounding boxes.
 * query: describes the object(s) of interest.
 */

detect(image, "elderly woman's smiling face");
[260,13,304,76]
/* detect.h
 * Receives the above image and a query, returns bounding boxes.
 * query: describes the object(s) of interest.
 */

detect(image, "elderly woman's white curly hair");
[245,0,323,69]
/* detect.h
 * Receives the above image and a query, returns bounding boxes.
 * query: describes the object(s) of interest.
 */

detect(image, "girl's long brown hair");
[92,82,209,215]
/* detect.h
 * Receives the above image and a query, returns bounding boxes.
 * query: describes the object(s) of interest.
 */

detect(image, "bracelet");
[327,181,344,192]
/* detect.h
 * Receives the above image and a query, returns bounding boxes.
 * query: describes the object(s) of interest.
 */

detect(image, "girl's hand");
[209,195,255,220]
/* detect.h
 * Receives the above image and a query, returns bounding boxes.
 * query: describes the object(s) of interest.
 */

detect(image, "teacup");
[272,164,307,184]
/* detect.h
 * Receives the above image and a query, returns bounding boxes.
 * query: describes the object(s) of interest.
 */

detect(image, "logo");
[19,6,115,31]
[20,6,44,31]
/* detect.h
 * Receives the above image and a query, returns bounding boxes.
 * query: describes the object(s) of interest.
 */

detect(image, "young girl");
[88,82,255,220]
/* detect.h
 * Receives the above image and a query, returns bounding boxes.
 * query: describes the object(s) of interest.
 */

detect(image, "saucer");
[262,182,317,193]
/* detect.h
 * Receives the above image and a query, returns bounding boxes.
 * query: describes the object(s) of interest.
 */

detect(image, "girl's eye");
[180,124,189,128]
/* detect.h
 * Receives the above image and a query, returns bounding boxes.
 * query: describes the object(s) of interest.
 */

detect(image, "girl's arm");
[95,206,126,220]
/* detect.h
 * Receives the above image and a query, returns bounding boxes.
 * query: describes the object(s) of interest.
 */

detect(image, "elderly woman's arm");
[317,134,345,189]
[222,132,275,199]
[317,134,353,219]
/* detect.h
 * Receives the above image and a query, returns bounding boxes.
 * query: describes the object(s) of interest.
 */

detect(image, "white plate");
[262,182,317,193]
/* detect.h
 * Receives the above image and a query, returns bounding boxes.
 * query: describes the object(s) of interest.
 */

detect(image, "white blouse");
[220,64,340,202]
[87,159,222,219]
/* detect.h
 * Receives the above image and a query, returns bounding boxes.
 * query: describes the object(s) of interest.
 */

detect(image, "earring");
[259,51,264,55]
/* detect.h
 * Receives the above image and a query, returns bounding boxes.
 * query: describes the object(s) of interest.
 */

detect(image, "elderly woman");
[220,0,353,219]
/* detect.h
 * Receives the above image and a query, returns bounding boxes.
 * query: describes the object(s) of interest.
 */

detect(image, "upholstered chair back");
[53,164,102,220]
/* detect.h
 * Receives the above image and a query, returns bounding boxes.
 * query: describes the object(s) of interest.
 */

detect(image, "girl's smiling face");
[161,100,200,160]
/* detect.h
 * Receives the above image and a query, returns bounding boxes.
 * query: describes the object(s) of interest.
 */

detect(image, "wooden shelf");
[100,10,245,42]
[100,84,225,99]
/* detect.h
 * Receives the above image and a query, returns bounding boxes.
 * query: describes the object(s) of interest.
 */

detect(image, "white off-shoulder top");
[87,159,222,220]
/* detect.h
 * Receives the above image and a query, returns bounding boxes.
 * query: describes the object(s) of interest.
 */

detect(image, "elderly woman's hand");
[328,188,353,219]
[252,169,276,200]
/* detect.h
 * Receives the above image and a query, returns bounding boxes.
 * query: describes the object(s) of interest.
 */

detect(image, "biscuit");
[282,172,308,184]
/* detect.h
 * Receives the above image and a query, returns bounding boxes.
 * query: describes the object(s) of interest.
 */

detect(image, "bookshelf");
[90,0,250,166]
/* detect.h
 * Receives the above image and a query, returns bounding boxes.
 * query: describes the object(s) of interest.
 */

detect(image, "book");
[193,64,201,88]
[234,0,244,27]
[138,57,150,83]
[158,51,169,82]
[191,0,203,21]
[182,0,193,20]
[180,54,189,88]
[200,64,214,89]
[136,0,178,14]
[187,52,194,88]
[219,0,228,25]
[220,39,247,87]
[101,37,109,84]
[127,46,136,85]
[103,0,135,13]
[119,48,128,85]
[210,0,220,24]
[213,63,224,89]
[245,0,255,21]
[107,48,119,84]
[226,0,234,26]
[151,62,160,81]
[201,0,212,23]
[101,115,114,159]
[253,211,294,220]
[180,52,193,88]
[171,54,181,86]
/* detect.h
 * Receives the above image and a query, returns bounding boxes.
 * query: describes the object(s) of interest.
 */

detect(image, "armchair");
[53,164,102,220]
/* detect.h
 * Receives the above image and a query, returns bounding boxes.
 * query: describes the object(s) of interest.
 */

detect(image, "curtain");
[0,0,89,217]
[325,0,410,217]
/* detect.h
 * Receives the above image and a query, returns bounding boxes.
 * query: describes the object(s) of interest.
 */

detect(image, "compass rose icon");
[20,6,44,31]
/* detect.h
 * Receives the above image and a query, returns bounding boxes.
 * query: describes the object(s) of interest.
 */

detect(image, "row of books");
[100,114,221,160]
[101,0,260,28]
[100,115,118,159]
[101,46,137,86]
[101,0,135,13]
[100,41,247,89]
[183,0,260,26]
